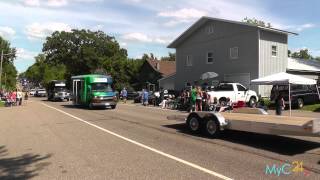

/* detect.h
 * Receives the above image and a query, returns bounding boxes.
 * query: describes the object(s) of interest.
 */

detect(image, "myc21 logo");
[265,161,310,177]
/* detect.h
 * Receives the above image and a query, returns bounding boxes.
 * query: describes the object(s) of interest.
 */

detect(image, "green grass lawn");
[0,101,5,107]
[301,103,320,112]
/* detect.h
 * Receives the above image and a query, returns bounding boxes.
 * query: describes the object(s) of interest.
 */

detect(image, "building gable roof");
[146,59,176,77]
[167,16,297,48]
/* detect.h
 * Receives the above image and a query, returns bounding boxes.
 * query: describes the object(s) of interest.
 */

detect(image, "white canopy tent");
[251,72,320,116]
[200,72,219,80]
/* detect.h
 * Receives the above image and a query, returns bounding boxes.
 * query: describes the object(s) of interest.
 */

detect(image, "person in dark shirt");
[275,93,285,115]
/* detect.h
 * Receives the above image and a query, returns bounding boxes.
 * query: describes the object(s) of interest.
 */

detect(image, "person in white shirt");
[16,89,23,106]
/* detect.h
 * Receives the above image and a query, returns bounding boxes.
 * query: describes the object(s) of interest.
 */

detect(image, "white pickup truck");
[208,83,258,107]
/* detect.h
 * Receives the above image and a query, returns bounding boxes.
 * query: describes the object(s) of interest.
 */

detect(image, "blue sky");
[0,0,319,72]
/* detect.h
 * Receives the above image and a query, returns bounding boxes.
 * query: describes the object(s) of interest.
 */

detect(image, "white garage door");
[224,73,251,88]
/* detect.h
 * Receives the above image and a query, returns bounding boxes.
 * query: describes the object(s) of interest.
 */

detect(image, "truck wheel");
[203,118,220,138]
[249,97,257,107]
[111,105,116,109]
[186,114,201,133]
[297,98,304,109]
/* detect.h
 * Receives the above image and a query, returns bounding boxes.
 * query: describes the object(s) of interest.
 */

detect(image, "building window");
[272,45,277,57]
[207,52,213,64]
[206,25,214,34]
[186,55,192,66]
[230,47,239,59]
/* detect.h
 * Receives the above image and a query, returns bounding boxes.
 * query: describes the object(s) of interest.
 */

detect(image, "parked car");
[134,91,156,104]
[208,83,259,107]
[163,89,179,99]
[29,89,36,96]
[127,90,140,100]
[35,89,47,97]
[270,84,320,108]
[119,89,139,100]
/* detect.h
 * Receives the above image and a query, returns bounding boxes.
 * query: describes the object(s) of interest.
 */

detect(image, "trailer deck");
[221,112,320,136]
[168,109,320,137]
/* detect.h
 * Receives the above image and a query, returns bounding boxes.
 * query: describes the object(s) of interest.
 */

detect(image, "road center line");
[41,103,233,180]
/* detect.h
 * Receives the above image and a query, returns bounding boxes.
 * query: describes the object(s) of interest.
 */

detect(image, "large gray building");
[163,16,300,97]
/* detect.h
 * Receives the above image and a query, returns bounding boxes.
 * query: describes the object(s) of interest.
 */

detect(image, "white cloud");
[121,32,172,44]
[295,23,315,32]
[122,32,153,43]
[158,8,208,20]
[153,37,172,44]
[16,48,38,60]
[91,24,104,31]
[0,26,16,39]
[276,23,316,32]
[25,22,72,40]
[120,42,127,47]
[158,8,208,26]
[23,0,40,6]
[46,0,68,7]
[22,0,103,7]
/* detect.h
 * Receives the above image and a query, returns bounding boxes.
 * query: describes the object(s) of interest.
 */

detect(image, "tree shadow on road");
[163,123,320,156]
[0,146,52,180]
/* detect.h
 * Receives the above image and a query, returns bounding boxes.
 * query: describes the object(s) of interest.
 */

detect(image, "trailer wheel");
[203,118,220,138]
[186,114,201,133]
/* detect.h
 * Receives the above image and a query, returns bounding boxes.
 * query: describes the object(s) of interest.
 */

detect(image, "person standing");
[11,91,17,106]
[17,90,23,106]
[195,86,203,111]
[202,89,210,111]
[159,87,164,106]
[190,86,197,112]
[275,93,285,115]
[143,89,149,106]
[121,87,127,103]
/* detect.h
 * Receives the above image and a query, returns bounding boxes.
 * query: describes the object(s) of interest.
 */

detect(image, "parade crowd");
[0,89,27,107]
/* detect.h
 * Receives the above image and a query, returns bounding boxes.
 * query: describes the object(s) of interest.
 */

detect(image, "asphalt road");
[0,98,320,180]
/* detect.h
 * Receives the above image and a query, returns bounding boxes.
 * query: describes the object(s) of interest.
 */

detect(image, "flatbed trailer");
[168,108,320,138]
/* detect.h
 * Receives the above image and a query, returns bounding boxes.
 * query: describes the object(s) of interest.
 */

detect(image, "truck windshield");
[214,84,233,91]
[91,83,113,92]
[54,87,66,91]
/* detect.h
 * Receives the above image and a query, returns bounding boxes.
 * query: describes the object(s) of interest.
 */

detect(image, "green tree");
[43,29,127,76]
[288,50,291,57]
[0,36,17,90]
[161,52,176,61]
[290,49,313,59]
[242,17,271,28]
[42,29,131,89]
[25,54,66,87]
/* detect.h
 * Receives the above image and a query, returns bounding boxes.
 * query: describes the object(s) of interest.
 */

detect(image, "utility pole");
[4,73,6,90]
[0,50,3,89]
